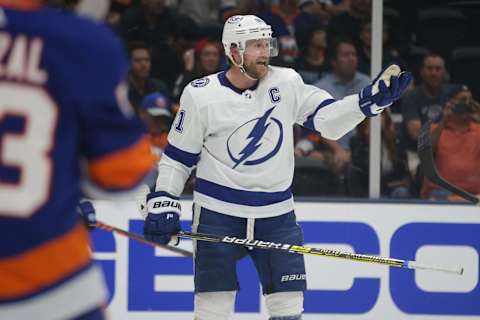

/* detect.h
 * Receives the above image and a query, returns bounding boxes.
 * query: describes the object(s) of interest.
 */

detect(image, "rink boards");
[92,200,480,319]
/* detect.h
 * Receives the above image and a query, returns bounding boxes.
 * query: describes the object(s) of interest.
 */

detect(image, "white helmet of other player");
[222,15,278,72]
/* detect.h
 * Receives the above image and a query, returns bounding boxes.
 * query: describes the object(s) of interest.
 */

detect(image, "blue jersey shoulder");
[4,7,128,100]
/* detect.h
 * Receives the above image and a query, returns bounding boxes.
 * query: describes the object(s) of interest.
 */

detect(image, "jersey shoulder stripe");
[164,143,200,168]
[0,224,90,301]
[88,136,156,190]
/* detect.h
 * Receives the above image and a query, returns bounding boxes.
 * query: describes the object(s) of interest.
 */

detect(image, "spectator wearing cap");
[127,42,170,110]
[421,85,480,201]
[138,92,173,159]
[172,38,224,104]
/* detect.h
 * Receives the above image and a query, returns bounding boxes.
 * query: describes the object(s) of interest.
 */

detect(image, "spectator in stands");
[347,112,411,198]
[118,0,197,90]
[310,37,370,174]
[401,53,453,149]
[138,92,174,158]
[138,90,197,193]
[315,38,370,103]
[105,0,133,28]
[357,21,406,76]
[324,0,351,17]
[294,25,327,84]
[267,0,299,34]
[294,130,346,175]
[268,0,302,65]
[328,0,371,46]
[294,0,329,33]
[172,38,224,104]
[171,0,222,39]
[294,0,351,30]
[421,85,480,200]
[127,42,169,109]
[177,0,222,31]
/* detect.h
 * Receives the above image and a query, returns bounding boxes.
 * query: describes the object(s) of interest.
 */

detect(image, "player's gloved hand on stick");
[77,200,97,229]
[143,191,181,245]
[359,64,412,117]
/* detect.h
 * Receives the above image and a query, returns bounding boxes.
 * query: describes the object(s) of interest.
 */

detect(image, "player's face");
[243,39,271,79]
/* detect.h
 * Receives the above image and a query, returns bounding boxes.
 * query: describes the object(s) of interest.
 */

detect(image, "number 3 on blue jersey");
[174,110,186,133]
[0,84,58,217]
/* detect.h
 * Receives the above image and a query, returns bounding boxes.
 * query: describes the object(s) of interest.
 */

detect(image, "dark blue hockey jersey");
[0,2,155,317]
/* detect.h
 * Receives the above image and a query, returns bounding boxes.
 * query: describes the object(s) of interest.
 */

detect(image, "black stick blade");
[418,121,479,204]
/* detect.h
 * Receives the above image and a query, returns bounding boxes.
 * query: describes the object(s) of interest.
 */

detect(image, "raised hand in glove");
[359,64,412,117]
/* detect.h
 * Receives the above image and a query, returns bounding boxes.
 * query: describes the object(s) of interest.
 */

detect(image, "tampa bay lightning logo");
[191,78,210,88]
[227,106,283,169]
[227,15,243,24]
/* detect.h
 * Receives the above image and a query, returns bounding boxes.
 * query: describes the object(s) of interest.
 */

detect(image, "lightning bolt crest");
[233,107,276,168]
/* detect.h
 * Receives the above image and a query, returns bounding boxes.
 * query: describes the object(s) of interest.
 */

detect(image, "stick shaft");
[90,222,463,275]
[95,221,192,257]
[178,231,463,275]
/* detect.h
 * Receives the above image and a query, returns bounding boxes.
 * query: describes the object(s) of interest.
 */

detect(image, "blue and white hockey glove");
[143,191,181,245]
[359,64,412,117]
[77,200,97,229]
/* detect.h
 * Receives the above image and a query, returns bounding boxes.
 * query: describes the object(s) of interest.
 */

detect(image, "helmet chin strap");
[241,65,260,81]
[230,54,260,81]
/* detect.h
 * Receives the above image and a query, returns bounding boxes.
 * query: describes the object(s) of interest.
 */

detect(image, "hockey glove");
[359,64,412,117]
[143,191,181,245]
[77,200,97,229]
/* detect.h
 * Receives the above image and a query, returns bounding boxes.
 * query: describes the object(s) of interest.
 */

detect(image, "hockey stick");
[93,221,462,274]
[177,231,463,275]
[418,121,480,205]
[95,220,193,257]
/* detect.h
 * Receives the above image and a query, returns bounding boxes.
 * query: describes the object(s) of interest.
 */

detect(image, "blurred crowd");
[61,0,480,200]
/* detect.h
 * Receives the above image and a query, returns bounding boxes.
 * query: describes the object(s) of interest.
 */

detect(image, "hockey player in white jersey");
[143,15,411,320]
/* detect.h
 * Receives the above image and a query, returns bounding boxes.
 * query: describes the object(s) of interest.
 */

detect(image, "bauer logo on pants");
[281,274,306,282]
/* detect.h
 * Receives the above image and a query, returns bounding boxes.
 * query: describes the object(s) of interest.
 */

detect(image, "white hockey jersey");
[157,66,366,218]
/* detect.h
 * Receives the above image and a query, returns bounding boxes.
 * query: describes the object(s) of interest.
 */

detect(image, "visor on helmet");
[243,38,279,57]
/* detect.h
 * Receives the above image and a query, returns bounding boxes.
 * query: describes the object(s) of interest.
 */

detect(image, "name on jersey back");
[0,32,47,85]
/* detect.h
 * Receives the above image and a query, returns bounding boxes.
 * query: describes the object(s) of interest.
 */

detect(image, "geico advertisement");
[91,200,480,319]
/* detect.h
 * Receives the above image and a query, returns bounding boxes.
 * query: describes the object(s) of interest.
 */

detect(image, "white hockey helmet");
[222,15,279,64]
